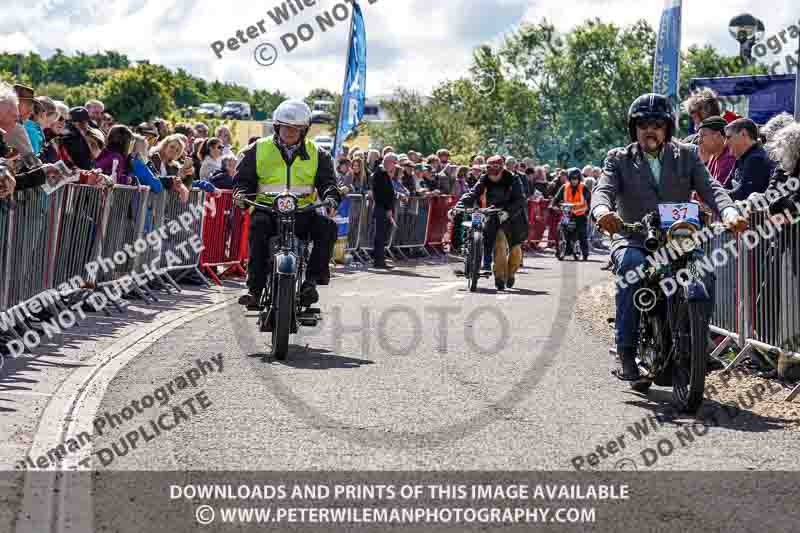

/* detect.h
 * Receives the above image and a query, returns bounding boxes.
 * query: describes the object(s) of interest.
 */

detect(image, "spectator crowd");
[0,79,795,257]
[0,81,242,202]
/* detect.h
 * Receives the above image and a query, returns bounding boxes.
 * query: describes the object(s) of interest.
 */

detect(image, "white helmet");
[272,99,312,128]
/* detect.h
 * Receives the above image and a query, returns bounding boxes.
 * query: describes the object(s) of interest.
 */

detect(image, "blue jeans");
[612,247,648,351]
[611,246,715,353]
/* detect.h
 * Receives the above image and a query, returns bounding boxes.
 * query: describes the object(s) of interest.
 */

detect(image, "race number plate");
[658,202,700,229]
[472,213,482,225]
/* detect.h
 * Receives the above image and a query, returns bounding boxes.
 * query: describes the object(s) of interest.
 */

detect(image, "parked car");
[311,110,334,124]
[221,101,252,120]
[312,135,333,152]
[196,103,222,118]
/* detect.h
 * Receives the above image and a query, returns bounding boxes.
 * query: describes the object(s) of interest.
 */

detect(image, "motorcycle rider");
[234,100,340,309]
[550,167,591,261]
[451,154,528,290]
[592,93,747,389]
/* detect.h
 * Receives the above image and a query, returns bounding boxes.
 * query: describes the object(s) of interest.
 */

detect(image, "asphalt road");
[84,255,800,471]
[5,253,800,533]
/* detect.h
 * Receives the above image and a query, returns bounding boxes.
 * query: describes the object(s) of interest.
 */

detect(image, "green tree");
[101,64,174,124]
[63,84,105,107]
[372,89,478,157]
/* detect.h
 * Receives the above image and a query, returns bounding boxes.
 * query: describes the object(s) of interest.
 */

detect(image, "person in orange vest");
[549,168,591,260]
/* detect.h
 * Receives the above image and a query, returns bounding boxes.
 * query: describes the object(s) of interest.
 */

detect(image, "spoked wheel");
[271,274,295,360]
[556,233,566,261]
[469,232,482,292]
[463,241,472,291]
[258,279,271,333]
[635,315,661,394]
[672,302,708,413]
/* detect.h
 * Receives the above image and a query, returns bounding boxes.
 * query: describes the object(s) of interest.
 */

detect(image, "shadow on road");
[0,286,229,413]
[249,348,374,370]
[365,269,440,279]
[624,390,795,433]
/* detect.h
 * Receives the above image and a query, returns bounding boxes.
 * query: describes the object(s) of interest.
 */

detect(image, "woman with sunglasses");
[40,100,69,164]
[198,137,224,180]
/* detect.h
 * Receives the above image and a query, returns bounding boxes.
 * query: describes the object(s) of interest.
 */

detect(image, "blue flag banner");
[653,0,683,109]
[333,1,367,160]
[334,196,350,238]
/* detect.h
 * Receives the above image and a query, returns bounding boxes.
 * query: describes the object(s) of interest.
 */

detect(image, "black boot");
[613,348,652,391]
[238,289,262,309]
[495,278,505,291]
[299,280,319,307]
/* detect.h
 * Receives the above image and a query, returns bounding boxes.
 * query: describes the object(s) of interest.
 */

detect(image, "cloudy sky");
[2,0,797,98]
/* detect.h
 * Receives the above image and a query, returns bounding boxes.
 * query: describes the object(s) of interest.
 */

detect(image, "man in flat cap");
[698,116,736,187]
[13,84,35,121]
[6,84,38,168]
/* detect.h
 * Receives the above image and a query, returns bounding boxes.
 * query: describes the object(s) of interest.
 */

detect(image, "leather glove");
[722,210,748,234]
[232,190,247,209]
[597,211,624,235]
[498,210,510,223]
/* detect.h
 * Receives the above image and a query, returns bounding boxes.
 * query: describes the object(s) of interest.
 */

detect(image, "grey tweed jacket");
[590,140,736,251]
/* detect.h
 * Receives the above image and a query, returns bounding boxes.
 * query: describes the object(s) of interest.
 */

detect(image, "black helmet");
[627,93,675,142]
[567,167,582,181]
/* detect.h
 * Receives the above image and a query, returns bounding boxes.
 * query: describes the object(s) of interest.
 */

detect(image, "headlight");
[275,195,297,214]
[667,220,699,253]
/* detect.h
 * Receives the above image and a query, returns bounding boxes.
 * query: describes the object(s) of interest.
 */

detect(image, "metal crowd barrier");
[2,189,64,309]
[199,190,248,285]
[344,194,365,254]
[0,183,214,357]
[156,190,209,287]
[707,204,800,401]
[390,196,430,258]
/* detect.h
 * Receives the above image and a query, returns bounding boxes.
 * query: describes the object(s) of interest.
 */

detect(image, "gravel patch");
[575,276,800,431]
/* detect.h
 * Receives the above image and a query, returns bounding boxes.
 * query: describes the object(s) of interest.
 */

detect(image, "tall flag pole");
[653,0,683,130]
[332,0,367,161]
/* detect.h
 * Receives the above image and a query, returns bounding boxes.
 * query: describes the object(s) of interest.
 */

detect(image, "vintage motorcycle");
[240,193,327,360]
[451,206,502,292]
[555,202,581,261]
[609,203,716,412]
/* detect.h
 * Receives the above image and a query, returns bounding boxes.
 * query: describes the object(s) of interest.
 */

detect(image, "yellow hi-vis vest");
[255,137,319,207]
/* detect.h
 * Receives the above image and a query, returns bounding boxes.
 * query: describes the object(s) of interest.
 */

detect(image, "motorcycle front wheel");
[672,301,708,413]
[556,231,566,261]
[469,231,482,292]
[271,274,295,360]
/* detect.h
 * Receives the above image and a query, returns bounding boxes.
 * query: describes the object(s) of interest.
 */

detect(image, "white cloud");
[1,0,796,100]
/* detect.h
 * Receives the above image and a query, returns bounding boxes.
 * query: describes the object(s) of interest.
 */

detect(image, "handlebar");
[451,206,504,216]
[597,218,729,237]
[237,194,329,215]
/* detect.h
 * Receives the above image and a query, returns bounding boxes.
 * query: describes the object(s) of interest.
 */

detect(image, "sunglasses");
[638,119,667,130]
